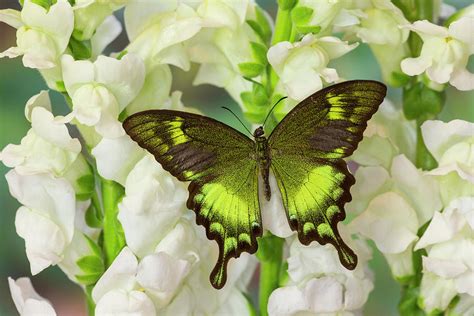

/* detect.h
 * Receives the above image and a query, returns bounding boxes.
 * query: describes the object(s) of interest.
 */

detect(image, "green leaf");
[85,204,102,228]
[390,72,411,87]
[76,174,95,201]
[247,20,266,43]
[238,62,265,78]
[68,37,92,60]
[252,83,269,107]
[84,234,103,258]
[295,25,321,35]
[250,42,268,66]
[403,82,445,121]
[75,273,102,286]
[291,7,314,25]
[255,7,272,42]
[77,255,104,275]
[399,286,425,316]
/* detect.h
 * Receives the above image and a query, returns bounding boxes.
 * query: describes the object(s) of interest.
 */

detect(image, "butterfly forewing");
[269,80,387,270]
[123,110,262,289]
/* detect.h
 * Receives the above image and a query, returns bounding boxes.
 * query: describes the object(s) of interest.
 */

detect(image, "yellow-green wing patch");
[271,156,357,269]
[123,110,262,289]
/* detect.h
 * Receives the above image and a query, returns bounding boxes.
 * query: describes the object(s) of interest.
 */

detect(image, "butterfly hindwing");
[123,111,262,289]
[269,80,387,269]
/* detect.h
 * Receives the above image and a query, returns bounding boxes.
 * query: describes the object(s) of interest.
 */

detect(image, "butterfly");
[123,80,387,289]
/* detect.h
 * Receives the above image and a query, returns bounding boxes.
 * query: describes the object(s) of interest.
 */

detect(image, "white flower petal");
[21,0,74,54]
[450,67,474,91]
[0,8,23,28]
[118,155,187,257]
[92,135,145,185]
[24,90,51,122]
[449,17,474,49]
[95,289,156,316]
[391,155,441,224]
[94,54,145,110]
[421,119,473,163]
[91,15,123,58]
[405,20,449,38]
[92,247,138,303]
[16,206,67,274]
[401,56,432,76]
[8,277,56,316]
[420,272,457,313]
[6,170,75,242]
[261,173,293,238]
[268,285,308,316]
[136,252,191,307]
[351,192,419,254]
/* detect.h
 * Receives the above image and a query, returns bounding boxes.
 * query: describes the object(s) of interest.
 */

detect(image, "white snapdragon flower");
[197,0,250,30]
[349,155,442,277]
[351,99,416,169]
[92,91,188,183]
[73,0,128,40]
[422,119,474,205]
[5,170,76,274]
[401,18,474,91]
[92,134,145,185]
[118,155,188,257]
[93,228,254,315]
[0,0,73,69]
[125,1,202,70]
[92,247,156,315]
[267,34,358,101]
[8,277,56,316]
[189,29,252,105]
[291,0,361,35]
[0,93,81,176]
[349,0,410,85]
[61,54,145,138]
[268,226,374,316]
[414,197,474,313]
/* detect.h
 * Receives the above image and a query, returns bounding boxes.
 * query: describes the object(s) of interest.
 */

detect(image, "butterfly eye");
[253,127,264,137]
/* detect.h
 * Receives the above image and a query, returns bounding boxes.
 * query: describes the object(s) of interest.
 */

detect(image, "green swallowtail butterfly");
[123,80,387,289]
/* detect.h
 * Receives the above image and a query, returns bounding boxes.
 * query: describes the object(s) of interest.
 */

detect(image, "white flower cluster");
[348,104,474,313]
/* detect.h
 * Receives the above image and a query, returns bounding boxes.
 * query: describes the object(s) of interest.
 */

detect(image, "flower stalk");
[257,233,285,316]
[101,178,126,267]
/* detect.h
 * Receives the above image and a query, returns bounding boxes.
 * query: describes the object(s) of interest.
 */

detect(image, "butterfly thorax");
[254,126,271,201]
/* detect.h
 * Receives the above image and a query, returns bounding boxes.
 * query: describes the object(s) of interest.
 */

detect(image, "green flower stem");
[258,234,285,316]
[415,119,437,170]
[101,178,126,267]
[85,285,95,316]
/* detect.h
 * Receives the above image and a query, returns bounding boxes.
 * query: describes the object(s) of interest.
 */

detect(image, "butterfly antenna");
[263,96,288,127]
[221,106,253,137]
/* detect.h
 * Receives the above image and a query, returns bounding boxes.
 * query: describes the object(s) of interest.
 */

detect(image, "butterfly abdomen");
[255,136,271,201]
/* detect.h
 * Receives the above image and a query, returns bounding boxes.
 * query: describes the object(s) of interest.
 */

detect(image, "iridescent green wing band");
[269,80,387,270]
[123,110,262,289]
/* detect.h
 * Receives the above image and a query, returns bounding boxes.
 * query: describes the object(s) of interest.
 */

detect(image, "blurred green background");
[0,0,472,315]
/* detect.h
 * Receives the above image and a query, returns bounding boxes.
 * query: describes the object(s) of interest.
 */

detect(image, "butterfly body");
[253,127,272,201]
[123,80,387,289]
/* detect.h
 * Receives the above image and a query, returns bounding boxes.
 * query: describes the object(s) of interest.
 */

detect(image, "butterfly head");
[253,126,265,138]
